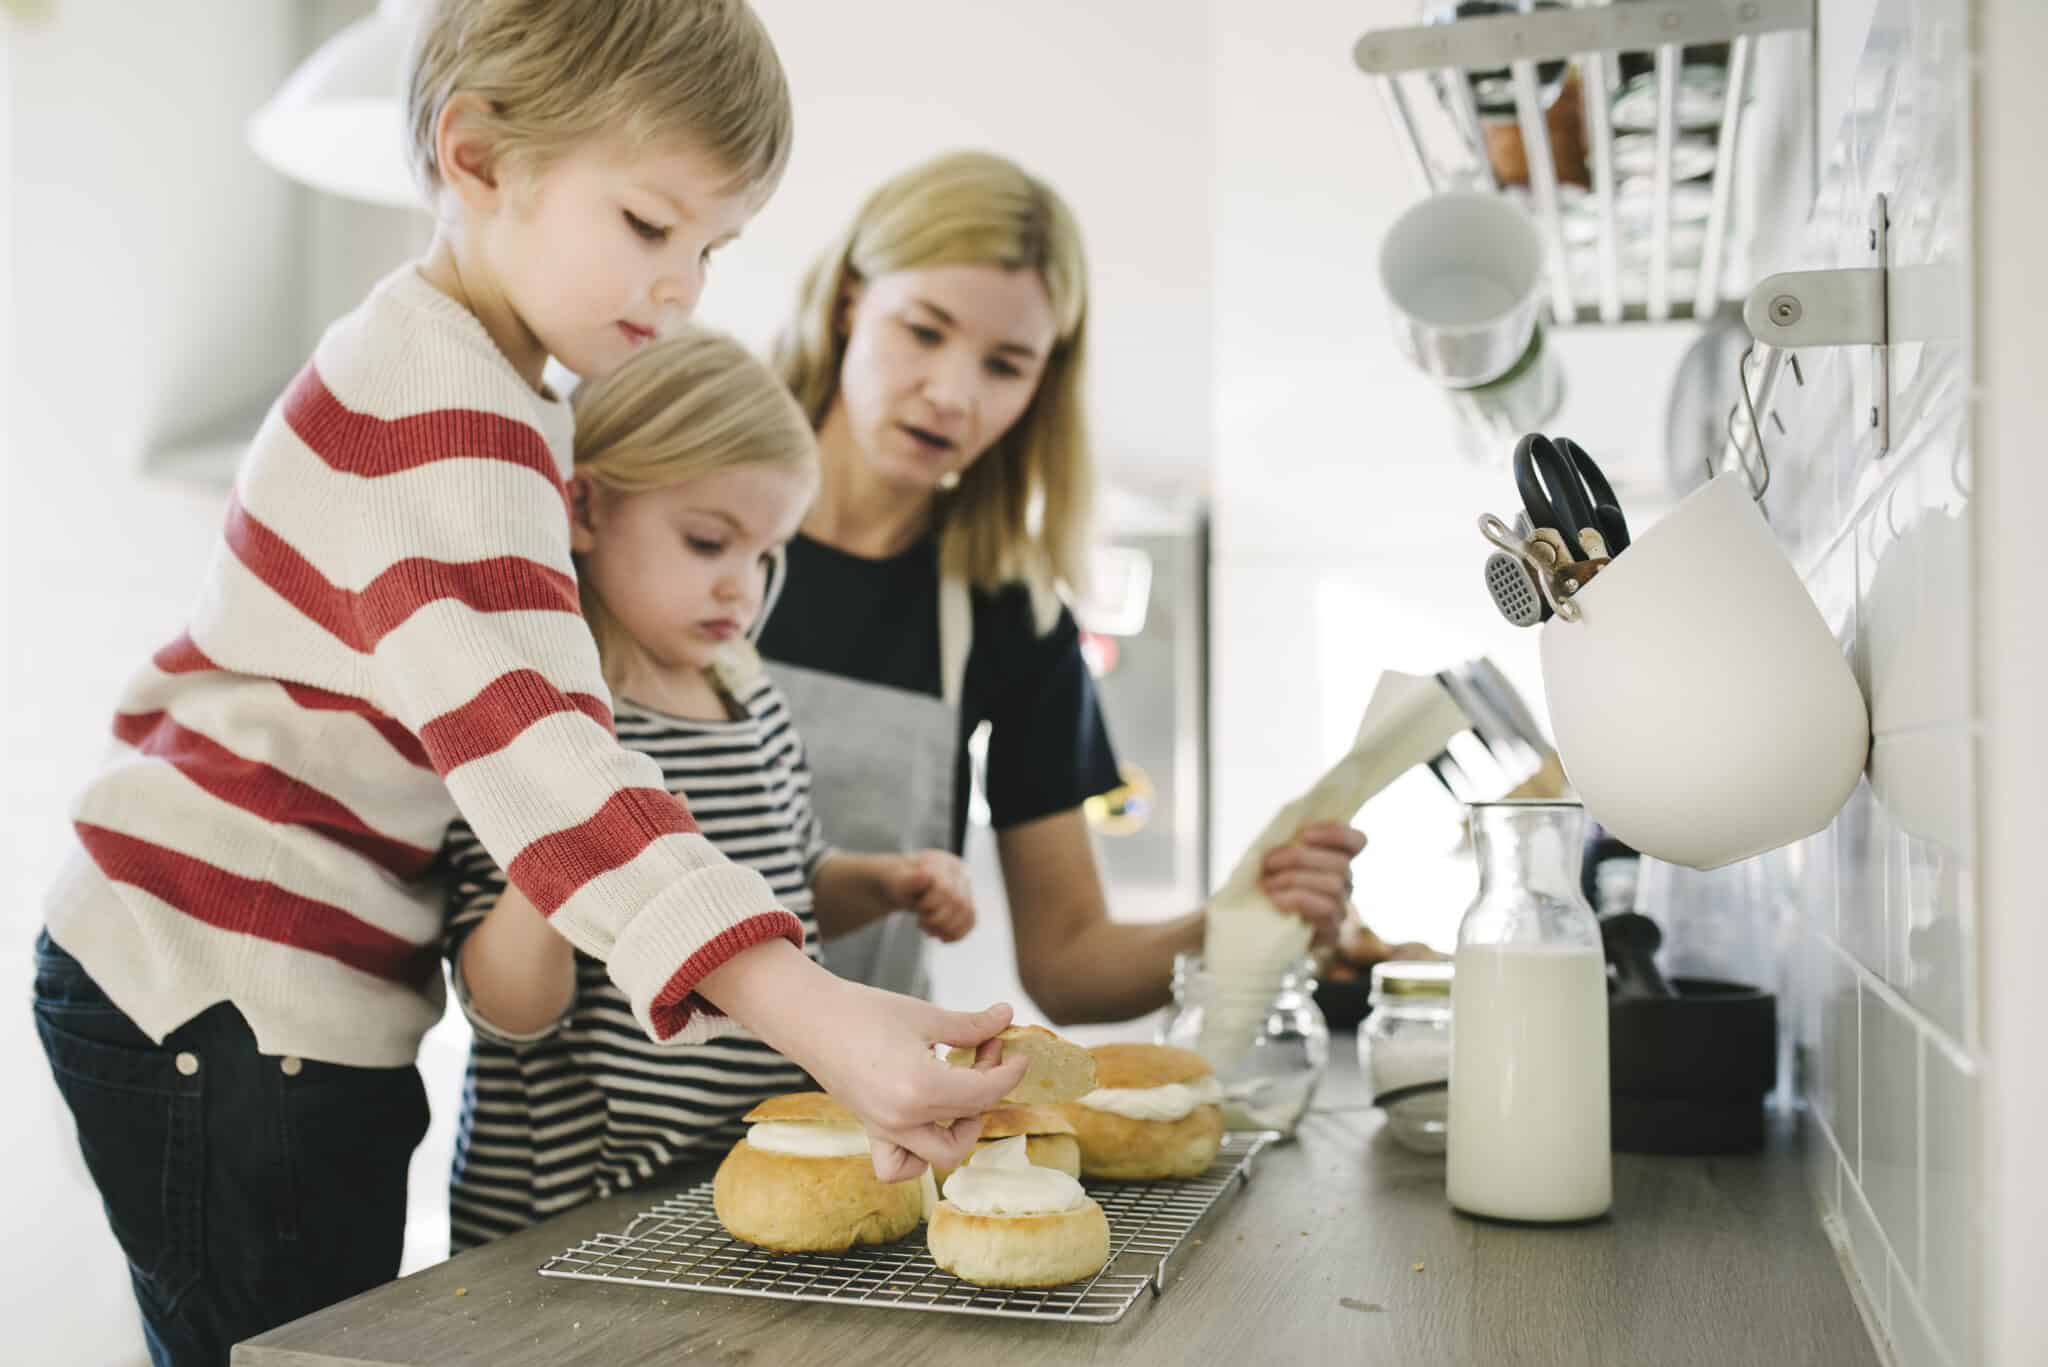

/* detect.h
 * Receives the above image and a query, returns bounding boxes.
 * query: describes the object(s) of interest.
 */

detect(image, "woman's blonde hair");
[405,0,792,204]
[774,150,1094,614]
[571,326,818,684]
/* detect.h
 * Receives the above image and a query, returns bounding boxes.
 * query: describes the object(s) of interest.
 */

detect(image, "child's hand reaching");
[699,941,1028,1179]
[884,849,976,943]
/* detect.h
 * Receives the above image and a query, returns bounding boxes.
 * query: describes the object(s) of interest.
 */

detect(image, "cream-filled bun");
[932,1105,1081,1188]
[944,1025,1097,1105]
[927,1136,1111,1288]
[1060,1044,1225,1181]
[712,1093,921,1252]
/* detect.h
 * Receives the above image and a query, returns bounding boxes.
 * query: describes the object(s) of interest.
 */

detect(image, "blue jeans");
[31,931,430,1367]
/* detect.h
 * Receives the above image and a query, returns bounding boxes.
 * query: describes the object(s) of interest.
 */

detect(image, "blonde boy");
[32,5,1018,1362]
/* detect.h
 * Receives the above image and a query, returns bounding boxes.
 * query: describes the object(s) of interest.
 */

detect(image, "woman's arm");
[1001,811,1368,1026]
[457,884,577,1036]
[1000,810,1202,1025]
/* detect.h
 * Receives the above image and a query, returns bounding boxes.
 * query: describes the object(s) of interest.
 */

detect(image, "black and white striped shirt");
[441,676,827,1252]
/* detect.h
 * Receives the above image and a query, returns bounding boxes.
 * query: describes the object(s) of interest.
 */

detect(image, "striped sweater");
[445,679,824,1250]
[41,264,802,1067]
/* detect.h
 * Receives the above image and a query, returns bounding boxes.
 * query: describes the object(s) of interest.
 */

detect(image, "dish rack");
[537,1131,1277,1325]
[1354,0,1812,327]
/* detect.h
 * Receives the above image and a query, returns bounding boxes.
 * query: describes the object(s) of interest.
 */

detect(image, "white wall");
[4,5,305,1363]
[700,0,1214,485]
[1205,0,1567,947]
[1971,1,2048,1359]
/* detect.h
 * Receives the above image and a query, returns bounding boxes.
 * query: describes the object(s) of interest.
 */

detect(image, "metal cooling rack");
[537,1130,1277,1325]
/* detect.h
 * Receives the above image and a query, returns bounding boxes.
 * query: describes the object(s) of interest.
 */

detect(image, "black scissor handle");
[1555,437,1630,553]
[1512,433,1597,560]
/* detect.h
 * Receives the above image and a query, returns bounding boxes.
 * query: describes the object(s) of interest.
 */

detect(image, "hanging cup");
[1380,191,1545,389]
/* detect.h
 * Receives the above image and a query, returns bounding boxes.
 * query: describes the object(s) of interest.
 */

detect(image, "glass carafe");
[1446,801,1612,1222]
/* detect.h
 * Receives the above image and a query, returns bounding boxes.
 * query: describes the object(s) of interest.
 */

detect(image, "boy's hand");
[884,850,976,943]
[694,942,1025,1182]
[802,986,1027,1181]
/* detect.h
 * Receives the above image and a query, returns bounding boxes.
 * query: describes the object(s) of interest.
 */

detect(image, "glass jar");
[1159,953,1329,1137]
[1446,801,1612,1222]
[1361,962,1454,1154]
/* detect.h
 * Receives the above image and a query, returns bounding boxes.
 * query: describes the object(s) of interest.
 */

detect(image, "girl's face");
[829,263,1060,493]
[572,462,814,677]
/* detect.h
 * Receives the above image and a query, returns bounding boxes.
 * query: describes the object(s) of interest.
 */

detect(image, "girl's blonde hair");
[405,0,792,205]
[773,149,1094,614]
[571,327,818,684]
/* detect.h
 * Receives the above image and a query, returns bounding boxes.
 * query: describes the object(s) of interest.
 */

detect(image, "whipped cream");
[940,1136,1087,1216]
[1076,1075,1223,1123]
[745,1121,872,1159]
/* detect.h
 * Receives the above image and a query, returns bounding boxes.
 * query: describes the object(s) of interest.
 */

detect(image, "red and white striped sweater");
[43,265,803,1067]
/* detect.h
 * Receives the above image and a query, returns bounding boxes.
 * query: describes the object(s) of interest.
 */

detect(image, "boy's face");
[571,462,814,678]
[483,137,755,382]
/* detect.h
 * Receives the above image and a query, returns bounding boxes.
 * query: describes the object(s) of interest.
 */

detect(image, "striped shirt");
[444,678,827,1250]
[41,264,801,1068]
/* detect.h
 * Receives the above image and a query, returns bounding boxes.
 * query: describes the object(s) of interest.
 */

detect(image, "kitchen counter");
[236,1043,1877,1367]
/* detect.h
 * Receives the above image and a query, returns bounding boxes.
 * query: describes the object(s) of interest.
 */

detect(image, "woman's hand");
[886,850,977,943]
[1258,821,1367,947]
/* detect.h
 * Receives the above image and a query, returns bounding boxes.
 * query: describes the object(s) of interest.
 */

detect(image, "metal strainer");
[1484,543,1545,627]
[1480,511,1567,627]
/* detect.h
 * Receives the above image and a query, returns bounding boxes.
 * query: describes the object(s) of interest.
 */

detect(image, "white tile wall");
[1637,1,1980,1363]
[1919,1032,1976,1355]
[1613,2,1982,1367]
[1860,980,1920,1277]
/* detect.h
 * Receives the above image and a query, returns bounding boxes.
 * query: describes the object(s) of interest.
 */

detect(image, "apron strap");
[938,573,972,709]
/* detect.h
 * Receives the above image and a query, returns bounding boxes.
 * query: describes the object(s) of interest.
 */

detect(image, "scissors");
[1512,433,1599,560]
[1555,436,1631,555]
[1513,434,1632,560]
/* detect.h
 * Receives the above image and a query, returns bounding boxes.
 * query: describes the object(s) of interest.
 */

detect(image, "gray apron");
[763,575,972,999]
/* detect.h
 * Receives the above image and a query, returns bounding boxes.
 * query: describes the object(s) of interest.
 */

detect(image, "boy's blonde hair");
[774,150,1094,613]
[571,326,818,683]
[405,0,792,203]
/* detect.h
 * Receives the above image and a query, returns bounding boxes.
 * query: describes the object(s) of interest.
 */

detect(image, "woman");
[757,150,1364,1023]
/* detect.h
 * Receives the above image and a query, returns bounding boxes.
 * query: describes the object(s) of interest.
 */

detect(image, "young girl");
[440,328,978,1249]
[30,6,1018,1360]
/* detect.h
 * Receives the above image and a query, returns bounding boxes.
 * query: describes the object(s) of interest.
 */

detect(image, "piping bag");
[1199,671,1469,1069]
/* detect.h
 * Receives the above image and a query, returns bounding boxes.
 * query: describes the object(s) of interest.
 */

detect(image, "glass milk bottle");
[1446,801,1612,1222]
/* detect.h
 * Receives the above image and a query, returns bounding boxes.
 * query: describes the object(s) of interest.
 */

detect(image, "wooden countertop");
[236,1042,1877,1367]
